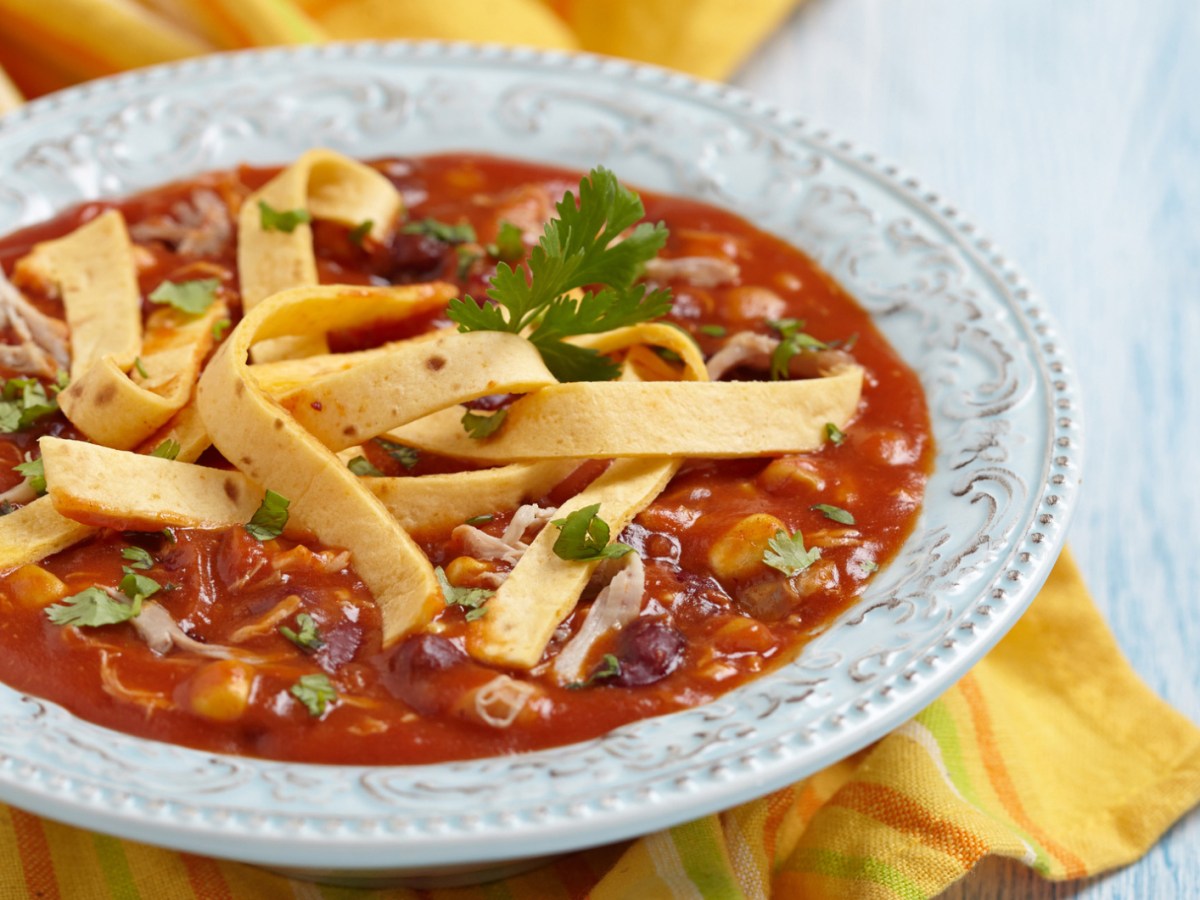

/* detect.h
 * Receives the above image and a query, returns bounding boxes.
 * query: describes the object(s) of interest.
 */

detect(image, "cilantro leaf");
[551,504,634,562]
[402,218,476,244]
[767,318,828,380]
[461,408,507,440]
[347,455,384,477]
[348,219,373,246]
[486,221,525,262]
[121,546,155,570]
[259,201,311,233]
[280,612,324,651]
[811,503,855,525]
[567,653,622,690]
[245,490,289,541]
[464,513,494,525]
[434,566,494,621]
[149,278,220,315]
[374,438,419,470]
[0,376,62,432]
[825,423,846,446]
[762,529,822,577]
[698,324,727,338]
[133,357,149,378]
[13,457,45,495]
[46,587,141,627]
[290,673,336,717]
[447,167,671,383]
[212,318,232,341]
[119,567,161,605]
[456,246,482,279]
[150,438,181,460]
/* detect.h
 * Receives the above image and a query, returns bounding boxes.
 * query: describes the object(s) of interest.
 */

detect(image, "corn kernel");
[185,659,255,722]
[758,456,827,493]
[707,513,787,581]
[726,286,786,324]
[5,564,68,608]
[444,555,490,586]
[713,617,777,655]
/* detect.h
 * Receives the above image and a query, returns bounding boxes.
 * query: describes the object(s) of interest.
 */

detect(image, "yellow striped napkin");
[0,4,1198,897]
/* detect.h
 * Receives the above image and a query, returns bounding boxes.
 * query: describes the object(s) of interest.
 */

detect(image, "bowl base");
[261,853,558,888]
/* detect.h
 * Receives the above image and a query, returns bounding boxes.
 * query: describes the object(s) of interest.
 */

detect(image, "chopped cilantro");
[825,422,846,446]
[811,503,855,525]
[463,513,494,526]
[149,278,220,315]
[258,201,311,233]
[245,489,289,541]
[348,219,373,246]
[347,455,384,477]
[768,318,828,380]
[46,587,141,627]
[446,167,672,383]
[133,357,148,378]
[119,567,161,606]
[0,500,14,517]
[374,438,419,470]
[280,612,324,651]
[121,546,155,570]
[461,408,507,440]
[402,218,476,244]
[698,324,727,338]
[486,221,525,262]
[434,566,494,621]
[161,527,177,544]
[212,318,232,341]
[456,245,482,279]
[13,457,45,495]
[290,673,336,717]
[0,376,62,432]
[568,653,622,689]
[762,529,822,577]
[551,504,634,562]
[150,438,181,460]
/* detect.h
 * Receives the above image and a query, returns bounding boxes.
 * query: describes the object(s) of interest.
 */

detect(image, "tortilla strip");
[41,437,579,538]
[19,209,141,377]
[0,497,95,572]
[195,284,452,646]
[238,149,403,361]
[57,302,226,449]
[282,329,558,451]
[41,437,261,531]
[467,457,678,669]
[385,368,863,462]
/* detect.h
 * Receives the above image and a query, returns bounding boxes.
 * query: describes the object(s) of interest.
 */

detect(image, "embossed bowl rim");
[0,41,1082,871]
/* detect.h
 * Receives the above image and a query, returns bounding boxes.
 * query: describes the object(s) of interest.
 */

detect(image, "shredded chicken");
[643,256,740,288]
[452,503,557,569]
[483,183,557,243]
[0,480,37,506]
[131,601,266,662]
[227,594,303,643]
[472,674,537,729]
[0,268,69,378]
[99,650,171,712]
[129,188,233,257]
[501,503,557,545]
[705,330,857,381]
[553,553,645,683]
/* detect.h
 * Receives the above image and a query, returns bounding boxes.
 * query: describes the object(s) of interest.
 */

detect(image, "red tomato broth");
[0,154,932,764]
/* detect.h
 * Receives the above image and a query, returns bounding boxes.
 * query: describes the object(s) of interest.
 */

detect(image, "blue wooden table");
[737,1,1200,895]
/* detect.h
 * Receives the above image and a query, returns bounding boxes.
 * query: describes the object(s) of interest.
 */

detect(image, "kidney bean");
[613,618,686,686]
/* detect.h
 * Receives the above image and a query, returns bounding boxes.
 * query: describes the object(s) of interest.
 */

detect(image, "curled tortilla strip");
[468,457,678,669]
[57,302,226,449]
[41,437,260,531]
[40,437,579,540]
[238,149,402,360]
[282,330,557,451]
[19,209,141,377]
[196,284,451,646]
[387,367,863,462]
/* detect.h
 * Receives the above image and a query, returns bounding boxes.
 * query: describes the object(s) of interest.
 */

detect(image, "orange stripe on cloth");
[830,781,990,870]
[959,672,1089,878]
[180,852,234,899]
[9,808,60,899]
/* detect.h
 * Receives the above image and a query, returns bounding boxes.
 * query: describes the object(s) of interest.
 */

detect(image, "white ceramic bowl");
[0,42,1082,886]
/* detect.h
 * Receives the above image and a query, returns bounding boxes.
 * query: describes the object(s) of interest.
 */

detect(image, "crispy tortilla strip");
[41,437,260,531]
[238,149,403,360]
[387,367,864,462]
[282,329,558,451]
[0,497,95,572]
[136,396,213,462]
[196,284,450,646]
[19,209,141,377]
[468,457,678,669]
[40,437,578,539]
[57,302,226,449]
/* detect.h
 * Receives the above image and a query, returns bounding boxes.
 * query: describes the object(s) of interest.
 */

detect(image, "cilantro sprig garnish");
[374,438,419,470]
[762,529,822,577]
[280,613,324,652]
[347,455,384,477]
[150,438,181,460]
[13,457,45,495]
[767,318,828,380]
[45,567,161,628]
[811,504,855,525]
[149,278,220,315]
[446,167,672,383]
[0,374,66,433]
[461,408,507,440]
[403,218,476,244]
[245,490,290,541]
[568,653,622,690]
[551,504,634,562]
[487,221,524,262]
[434,566,494,622]
[825,423,846,446]
[121,546,155,570]
[258,201,312,233]
[290,673,336,717]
